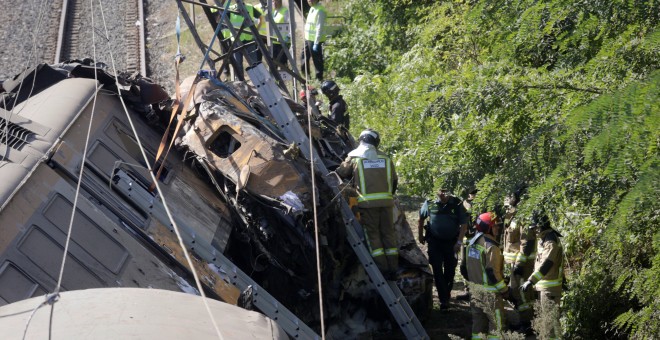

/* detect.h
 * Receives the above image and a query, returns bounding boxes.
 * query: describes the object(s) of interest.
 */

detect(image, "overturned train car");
[0,60,432,337]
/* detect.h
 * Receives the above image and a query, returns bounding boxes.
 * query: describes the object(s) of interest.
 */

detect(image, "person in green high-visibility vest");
[255,0,290,67]
[213,2,263,80]
[336,129,399,280]
[301,0,327,81]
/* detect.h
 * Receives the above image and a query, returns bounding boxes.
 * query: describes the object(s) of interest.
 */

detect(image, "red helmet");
[299,86,317,101]
[475,212,496,233]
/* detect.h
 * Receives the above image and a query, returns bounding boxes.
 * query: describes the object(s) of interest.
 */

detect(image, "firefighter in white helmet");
[337,129,399,279]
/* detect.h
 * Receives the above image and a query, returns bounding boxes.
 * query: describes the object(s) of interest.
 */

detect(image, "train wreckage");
[0,59,432,338]
[0,0,432,338]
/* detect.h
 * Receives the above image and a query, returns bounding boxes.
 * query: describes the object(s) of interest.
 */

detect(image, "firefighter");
[462,212,508,339]
[336,129,399,279]
[522,211,564,340]
[418,186,468,310]
[320,80,349,129]
[302,0,327,81]
[502,190,536,333]
[299,86,321,117]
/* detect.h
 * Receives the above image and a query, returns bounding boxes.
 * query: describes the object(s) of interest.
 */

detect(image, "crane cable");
[1,0,51,163]
[300,0,325,338]
[20,1,71,337]
[95,1,225,339]
[20,1,225,339]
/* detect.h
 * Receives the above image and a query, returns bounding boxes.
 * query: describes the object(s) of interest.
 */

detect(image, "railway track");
[54,0,146,75]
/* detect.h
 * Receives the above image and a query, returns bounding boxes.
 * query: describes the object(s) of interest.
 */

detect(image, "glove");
[521,280,533,292]
[512,265,524,277]
[312,43,320,53]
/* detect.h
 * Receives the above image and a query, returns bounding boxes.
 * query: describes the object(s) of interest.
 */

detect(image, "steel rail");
[53,0,146,76]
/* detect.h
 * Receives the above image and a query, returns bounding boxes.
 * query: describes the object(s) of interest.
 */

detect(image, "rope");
[53,0,100,295]
[93,1,225,339]
[2,0,51,163]
[25,0,104,338]
[300,0,326,338]
[21,293,59,340]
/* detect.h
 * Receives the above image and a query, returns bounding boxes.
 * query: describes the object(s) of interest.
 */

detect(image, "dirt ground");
[396,195,472,340]
[397,195,528,340]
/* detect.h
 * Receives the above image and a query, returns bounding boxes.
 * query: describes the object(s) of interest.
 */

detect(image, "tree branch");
[520,83,603,94]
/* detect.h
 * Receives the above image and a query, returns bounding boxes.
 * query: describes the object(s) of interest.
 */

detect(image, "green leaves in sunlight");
[327,0,659,337]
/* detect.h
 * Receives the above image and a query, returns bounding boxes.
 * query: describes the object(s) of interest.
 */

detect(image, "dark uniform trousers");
[427,236,457,305]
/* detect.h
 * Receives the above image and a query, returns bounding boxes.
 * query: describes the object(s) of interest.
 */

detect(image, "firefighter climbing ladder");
[247,63,429,340]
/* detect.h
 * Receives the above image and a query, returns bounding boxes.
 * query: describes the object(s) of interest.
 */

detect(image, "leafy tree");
[327,0,660,337]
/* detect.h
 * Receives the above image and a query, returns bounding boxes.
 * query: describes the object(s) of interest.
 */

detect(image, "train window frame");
[207,126,242,159]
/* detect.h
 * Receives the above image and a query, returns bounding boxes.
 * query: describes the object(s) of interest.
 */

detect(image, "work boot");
[456,290,470,301]
[520,321,534,336]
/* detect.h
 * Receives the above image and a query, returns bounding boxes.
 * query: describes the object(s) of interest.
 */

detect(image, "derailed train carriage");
[0,60,432,337]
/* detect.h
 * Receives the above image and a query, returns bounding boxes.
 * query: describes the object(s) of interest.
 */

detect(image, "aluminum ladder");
[247,63,429,340]
[111,169,320,340]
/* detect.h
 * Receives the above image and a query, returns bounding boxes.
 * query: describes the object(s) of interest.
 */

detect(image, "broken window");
[208,127,242,158]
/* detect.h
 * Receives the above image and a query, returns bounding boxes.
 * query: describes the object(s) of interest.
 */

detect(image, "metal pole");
[288,0,298,101]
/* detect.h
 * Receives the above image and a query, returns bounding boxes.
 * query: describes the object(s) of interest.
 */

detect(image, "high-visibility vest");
[222,4,258,41]
[255,5,289,43]
[273,6,289,43]
[466,234,508,294]
[304,4,326,42]
[254,4,268,37]
[353,155,393,208]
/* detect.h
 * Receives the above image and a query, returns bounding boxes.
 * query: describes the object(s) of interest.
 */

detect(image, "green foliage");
[327,0,660,337]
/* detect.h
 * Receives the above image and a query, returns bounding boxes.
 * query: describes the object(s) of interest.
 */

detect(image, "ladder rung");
[246,62,429,340]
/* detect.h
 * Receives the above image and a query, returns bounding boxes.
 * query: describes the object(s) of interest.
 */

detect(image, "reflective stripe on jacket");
[529,230,563,292]
[466,233,508,294]
[353,155,394,208]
